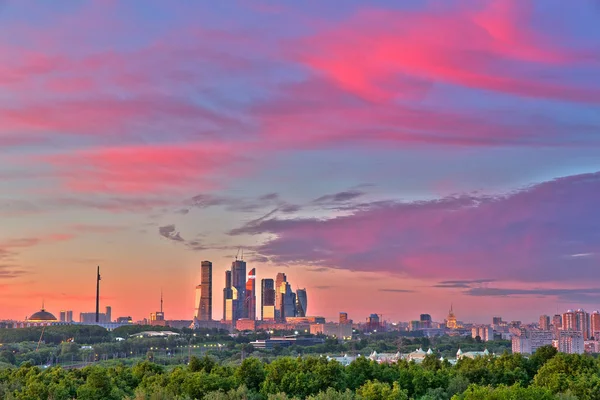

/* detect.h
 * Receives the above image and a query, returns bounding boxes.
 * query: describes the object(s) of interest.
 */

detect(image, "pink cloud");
[297,0,600,103]
[42,142,249,195]
[232,172,600,284]
[253,77,592,150]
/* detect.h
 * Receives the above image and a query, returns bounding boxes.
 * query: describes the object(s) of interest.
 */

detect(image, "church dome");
[29,309,57,321]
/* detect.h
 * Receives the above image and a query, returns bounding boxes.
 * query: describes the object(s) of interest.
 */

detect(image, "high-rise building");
[575,309,590,339]
[446,305,457,329]
[552,314,562,339]
[339,312,349,324]
[471,325,493,341]
[105,306,112,323]
[245,268,256,320]
[559,331,584,354]
[60,310,67,322]
[562,310,576,331]
[223,260,249,323]
[261,279,275,320]
[420,314,432,329]
[366,314,380,332]
[275,272,286,320]
[492,316,503,325]
[296,289,307,317]
[591,311,600,339]
[224,269,232,322]
[231,260,247,321]
[66,310,73,323]
[223,270,233,322]
[539,315,550,330]
[196,261,212,320]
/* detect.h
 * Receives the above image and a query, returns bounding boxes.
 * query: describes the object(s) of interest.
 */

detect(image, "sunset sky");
[1,0,600,324]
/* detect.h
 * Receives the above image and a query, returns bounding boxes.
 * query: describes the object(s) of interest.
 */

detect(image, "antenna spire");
[160,289,163,313]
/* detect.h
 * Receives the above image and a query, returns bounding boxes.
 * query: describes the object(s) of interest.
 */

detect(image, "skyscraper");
[245,268,256,320]
[196,261,212,320]
[575,309,590,339]
[231,259,247,320]
[296,288,307,317]
[261,279,275,320]
[539,314,550,330]
[223,270,233,322]
[105,306,112,323]
[275,272,286,320]
[562,310,576,331]
[591,311,600,339]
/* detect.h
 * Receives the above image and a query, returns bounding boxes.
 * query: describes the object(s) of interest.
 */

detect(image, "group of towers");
[194,258,307,323]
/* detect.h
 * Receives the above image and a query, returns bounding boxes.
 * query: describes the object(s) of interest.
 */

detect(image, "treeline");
[0,346,598,399]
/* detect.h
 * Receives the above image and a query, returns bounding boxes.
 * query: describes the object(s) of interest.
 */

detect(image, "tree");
[356,380,408,400]
[235,357,265,392]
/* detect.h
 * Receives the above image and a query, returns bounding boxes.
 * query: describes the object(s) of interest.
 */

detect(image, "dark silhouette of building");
[366,314,381,332]
[261,278,275,320]
[223,270,233,321]
[296,288,307,317]
[196,261,212,320]
[420,314,432,329]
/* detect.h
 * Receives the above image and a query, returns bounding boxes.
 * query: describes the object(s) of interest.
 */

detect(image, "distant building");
[250,336,325,349]
[512,334,531,354]
[236,318,257,331]
[80,306,112,324]
[552,314,562,338]
[339,312,349,324]
[420,314,432,329]
[261,279,275,321]
[60,310,74,323]
[296,289,307,317]
[409,320,420,331]
[116,316,133,324]
[558,331,584,354]
[591,311,600,339]
[366,314,381,332]
[446,305,457,329]
[472,325,493,342]
[310,322,352,340]
[223,259,247,323]
[563,310,576,331]
[223,270,233,322]
[195,261,212,321]
[492,316,503,325]
[575,309,590,340]
[245,268,256,320]
[539,315,550,331]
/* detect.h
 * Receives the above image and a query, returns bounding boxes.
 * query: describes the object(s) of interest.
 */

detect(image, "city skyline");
[1,0,600,322]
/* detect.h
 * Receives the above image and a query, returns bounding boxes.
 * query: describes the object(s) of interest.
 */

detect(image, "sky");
[1,0,600,324]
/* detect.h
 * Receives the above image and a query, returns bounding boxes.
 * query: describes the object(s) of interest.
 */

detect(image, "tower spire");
[160,289,163,313]
[95,266,101,323]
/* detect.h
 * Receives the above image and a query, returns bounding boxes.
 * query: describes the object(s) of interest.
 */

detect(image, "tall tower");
[275,273,286,321]
[261,279,275,320]
[231,260,247,320]
[296,288,307,317]
[197,261,212,320]
[591,311,600,339]
[563,310,576,331]
[223,270,233,321]
[95,266,101,323]
[245,268,256,320]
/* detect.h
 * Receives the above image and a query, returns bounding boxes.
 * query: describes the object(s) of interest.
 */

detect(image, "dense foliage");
[0,346,598,399]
